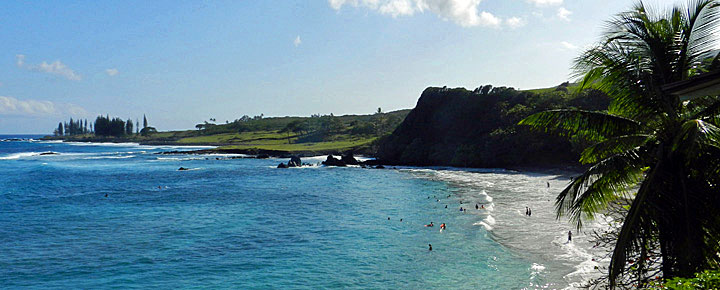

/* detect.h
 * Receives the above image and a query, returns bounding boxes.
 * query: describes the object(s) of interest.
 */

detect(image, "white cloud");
[105,68,119,76]
[560,41,578,50]
[15,54,82,81]
[329,0,502,28]
[557,7,572,21]
[294,35,302,47]
[527,0,562,6]
[0,96,87,117]
[506,17,526,29]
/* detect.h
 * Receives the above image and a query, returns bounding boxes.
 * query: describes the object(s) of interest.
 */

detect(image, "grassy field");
[217,136,376,152]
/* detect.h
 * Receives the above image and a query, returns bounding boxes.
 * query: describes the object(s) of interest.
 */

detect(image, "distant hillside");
[47,110,411,156]
[375,84,610,168]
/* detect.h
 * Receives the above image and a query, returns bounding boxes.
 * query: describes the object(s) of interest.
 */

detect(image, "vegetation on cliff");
[375,84,610,168]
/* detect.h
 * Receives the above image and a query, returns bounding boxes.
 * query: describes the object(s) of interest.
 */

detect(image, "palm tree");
[520,0,720,287]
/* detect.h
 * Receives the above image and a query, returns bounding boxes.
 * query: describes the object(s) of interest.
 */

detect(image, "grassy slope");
[52,110,411,154]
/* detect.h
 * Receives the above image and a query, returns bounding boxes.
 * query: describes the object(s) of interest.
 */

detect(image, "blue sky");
[0,0,679,133]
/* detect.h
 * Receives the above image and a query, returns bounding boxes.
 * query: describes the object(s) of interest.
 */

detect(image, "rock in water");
[288,156,302,167]
[277,163,288,168]
[341,153,359,165]
[322,155,347,167]
[178,167,189,171]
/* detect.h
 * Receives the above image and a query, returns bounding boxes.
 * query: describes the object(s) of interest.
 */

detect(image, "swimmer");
[388,217,390,220]
[104,193,108,197]
[429,244,432,251]
[440,223,446,230]
[459,207,463,211]
[475,204,479,210]
[445,205,448,208]
[425,222,434,227]
[400,218,403,222]
[481,204,484,209]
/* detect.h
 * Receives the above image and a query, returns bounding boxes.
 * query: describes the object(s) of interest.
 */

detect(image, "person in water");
[429,244,432,251]
[547,181,550,187]
[525,207,529,216]
[529,208,532,216]
[440,223,446,230]
[445,205,448,208]
[481,204,484,209]
[388,217,390,220]
[459,207,463,211]
[568,230,572,242]
[425,222,434,227]
[475,204,479,210]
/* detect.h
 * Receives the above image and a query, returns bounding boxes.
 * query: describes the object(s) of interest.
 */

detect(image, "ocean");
[0,136,606,289]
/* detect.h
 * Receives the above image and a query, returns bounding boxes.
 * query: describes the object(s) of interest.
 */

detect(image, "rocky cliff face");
[375,86,609,168]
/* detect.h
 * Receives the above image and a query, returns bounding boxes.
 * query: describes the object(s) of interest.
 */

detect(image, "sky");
[0,0,686,133]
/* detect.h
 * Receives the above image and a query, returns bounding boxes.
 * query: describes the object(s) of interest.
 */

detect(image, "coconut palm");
[519,0,720,286]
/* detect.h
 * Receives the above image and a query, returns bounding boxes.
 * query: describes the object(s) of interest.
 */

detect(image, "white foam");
[0,152,42,160]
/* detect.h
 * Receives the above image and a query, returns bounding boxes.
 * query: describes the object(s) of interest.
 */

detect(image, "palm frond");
[519,110,643,142]
[609,162,661,288]
[556,148,649,229]
[580,134,653,164]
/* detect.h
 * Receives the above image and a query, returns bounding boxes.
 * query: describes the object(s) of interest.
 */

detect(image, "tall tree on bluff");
[520,0,720,286]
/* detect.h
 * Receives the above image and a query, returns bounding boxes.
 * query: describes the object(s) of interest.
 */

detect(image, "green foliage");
[646,269,720,289]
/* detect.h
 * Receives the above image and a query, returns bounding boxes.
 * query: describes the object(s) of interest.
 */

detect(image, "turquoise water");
[0,137,601,289]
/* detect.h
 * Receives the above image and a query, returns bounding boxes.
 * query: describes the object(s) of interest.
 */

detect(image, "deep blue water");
[0,138,599,289]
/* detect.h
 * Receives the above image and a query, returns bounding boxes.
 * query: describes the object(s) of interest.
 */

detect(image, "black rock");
[256,154,270,159]
[277,163,288,168]
[341,153,359,165]
[178,167,189,171]
[375,165,385,169]
[322,155,347,167]
[288,156,302,167]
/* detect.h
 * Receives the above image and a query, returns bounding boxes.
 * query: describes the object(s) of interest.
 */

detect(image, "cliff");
[375,85,609,168]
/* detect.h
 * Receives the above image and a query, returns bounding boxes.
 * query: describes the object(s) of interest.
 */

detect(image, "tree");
[143,114,148,129]
[57,122,64,136]
[520,1,720,287]
[125,118,134,135]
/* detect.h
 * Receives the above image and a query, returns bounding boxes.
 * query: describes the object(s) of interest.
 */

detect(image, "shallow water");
[0,137,605,289]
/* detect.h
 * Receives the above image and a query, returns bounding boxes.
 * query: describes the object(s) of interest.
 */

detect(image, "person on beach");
[568,231,572,242]
[429,244,432,251]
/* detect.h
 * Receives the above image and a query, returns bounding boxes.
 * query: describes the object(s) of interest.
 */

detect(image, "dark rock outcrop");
[178,167,189,171]
[322,155,347,167]
[288,156,302,167]
[341,153,359,165]
[277,163,288,168]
